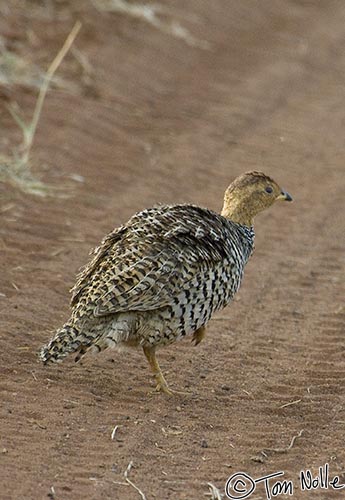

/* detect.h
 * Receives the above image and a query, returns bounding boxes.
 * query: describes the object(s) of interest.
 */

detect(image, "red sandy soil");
[1,1,345,499]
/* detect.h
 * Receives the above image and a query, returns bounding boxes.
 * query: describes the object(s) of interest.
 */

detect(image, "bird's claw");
[147,382,191,396]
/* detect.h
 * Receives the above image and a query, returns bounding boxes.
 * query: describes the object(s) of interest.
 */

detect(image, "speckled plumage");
[40,171,292,394]
[40,205,254,359]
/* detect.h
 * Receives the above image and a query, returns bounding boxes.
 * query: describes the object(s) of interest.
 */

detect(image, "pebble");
[221,384,231,391]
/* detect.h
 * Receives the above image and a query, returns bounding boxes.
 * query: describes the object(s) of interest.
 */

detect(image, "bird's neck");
[221,199,254,227]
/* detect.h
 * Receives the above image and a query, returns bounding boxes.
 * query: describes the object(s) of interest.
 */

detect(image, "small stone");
[63,403,75,409]
[221,384,231,391]
[201,439,208,448]
[176,406,182,412]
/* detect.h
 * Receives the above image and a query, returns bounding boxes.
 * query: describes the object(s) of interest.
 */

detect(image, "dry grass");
[0,35,77,92]
[0,22,81,197]
[124,461,147,500]
[0,45,50,90]
[91,0,210,49]
[112,461,147,499]
[207,482,223,499]
[0,0,76,22]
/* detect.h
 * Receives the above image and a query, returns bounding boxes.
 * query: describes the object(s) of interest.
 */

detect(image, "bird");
[39,171,292,394]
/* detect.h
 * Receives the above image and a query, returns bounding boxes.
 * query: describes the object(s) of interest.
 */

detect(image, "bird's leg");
[143,345,192,396]
[143,345,173,395]
[192,326,206,346]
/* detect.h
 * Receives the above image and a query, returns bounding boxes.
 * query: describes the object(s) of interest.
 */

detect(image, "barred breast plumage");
[40,171,292,394]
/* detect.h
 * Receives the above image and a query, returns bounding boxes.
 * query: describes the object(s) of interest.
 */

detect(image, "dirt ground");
[1,1,345,499]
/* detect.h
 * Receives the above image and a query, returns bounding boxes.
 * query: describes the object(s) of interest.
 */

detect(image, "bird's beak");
[276,190,293,202]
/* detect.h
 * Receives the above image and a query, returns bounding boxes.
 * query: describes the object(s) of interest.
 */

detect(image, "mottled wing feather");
[70,226,127,307]
[94,240,214,316]
[94,244,182,315]
[71,205,246,316]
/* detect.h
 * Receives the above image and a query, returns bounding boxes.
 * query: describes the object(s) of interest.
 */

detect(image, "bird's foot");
[153,382,191,396]
[149,386,192,396]
[150,382,174,396]
[148,373,191,396]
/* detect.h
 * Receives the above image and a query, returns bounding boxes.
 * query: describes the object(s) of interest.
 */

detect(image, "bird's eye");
[265,186,273,194]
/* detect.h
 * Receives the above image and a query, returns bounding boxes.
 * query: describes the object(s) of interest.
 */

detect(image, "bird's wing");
[71,205,238,316]
[70,226,127,307]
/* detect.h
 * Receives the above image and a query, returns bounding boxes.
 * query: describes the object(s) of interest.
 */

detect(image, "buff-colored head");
[221,171,292,226]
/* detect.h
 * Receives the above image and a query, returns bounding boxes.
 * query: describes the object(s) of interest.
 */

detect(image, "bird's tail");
[39,323,83,364]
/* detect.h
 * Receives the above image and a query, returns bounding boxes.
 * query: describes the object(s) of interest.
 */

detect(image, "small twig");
[124,461,147,500]
[154,442,167,453]
[279,399,302,409]
[47,485,56,500]
[28,418,47,430]
[111,425,119,440]
[207,482,223,499]
[251,430,304,462]
[162,426,183,436]
[264,429,304,454]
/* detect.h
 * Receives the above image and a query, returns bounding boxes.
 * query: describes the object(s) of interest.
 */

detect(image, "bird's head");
[221,171,292,226]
